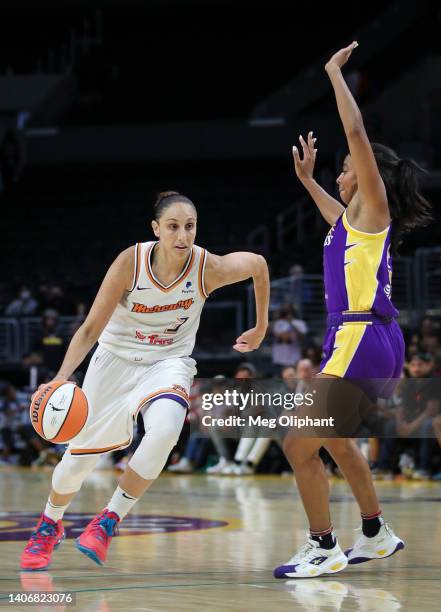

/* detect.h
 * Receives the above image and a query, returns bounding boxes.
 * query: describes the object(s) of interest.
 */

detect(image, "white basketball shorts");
[68,345,196,456]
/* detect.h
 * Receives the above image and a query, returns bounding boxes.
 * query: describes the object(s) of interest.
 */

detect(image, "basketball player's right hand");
[233,327,266,353]
[32,377,73,399]
[292,131,317,181]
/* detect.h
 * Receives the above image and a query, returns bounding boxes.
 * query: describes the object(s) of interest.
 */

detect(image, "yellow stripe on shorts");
[321,324,367,377]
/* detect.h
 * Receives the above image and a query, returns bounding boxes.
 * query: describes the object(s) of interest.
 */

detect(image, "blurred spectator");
[0,383,16,463]
[405,341,420,364]
[23,309,66,381]
[291,307,308,337]
[287,264,313,311]
[271,306,303,374]
[375,354,441,480]
[0,383,55,466]
[295,358,314,393]
[5,286,38,316]
[220,363,267,476]
[281,366,297,392]
[206,365,257,474]
[167,380,212,474]
[37,283,69,315]
[69,302,88,338]
[304,345,323,373]
[234,362,257,379]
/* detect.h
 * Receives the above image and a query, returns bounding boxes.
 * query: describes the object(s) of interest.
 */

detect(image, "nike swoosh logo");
[122,492,136,500]
[136,286,152,291]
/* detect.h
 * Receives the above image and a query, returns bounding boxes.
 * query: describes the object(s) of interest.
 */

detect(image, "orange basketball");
[29,381,89,444]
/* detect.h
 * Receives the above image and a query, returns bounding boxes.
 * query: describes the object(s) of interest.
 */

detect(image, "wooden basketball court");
[0,467,440,610]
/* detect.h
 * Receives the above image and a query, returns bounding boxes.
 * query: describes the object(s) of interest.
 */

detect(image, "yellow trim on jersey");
[342,212,388,312]
[342,210,390,238]
[321,324,367,377]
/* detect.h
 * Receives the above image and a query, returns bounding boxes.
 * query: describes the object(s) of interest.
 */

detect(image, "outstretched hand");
[292,131,317,182]
[233,326,266,353]
[325,41,358,73]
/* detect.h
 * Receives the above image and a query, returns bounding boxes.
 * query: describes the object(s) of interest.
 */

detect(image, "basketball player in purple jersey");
[274,42,432,579]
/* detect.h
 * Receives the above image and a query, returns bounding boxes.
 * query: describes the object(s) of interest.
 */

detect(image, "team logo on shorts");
[172,384,188,397]
[0,512,228,541]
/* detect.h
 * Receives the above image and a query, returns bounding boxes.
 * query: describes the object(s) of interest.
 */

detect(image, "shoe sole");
[20,533,65,572]
[274,557,348,579]
[345,540,405,564]
[75,538,103,566]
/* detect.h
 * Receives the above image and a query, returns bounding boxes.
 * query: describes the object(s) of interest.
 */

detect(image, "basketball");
[29,381,89,444]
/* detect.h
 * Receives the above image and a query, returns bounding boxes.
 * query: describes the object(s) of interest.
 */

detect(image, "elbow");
[344,116,364,138]
[254,254,269,277]
[256,254,268,270]
[79,321,100,345]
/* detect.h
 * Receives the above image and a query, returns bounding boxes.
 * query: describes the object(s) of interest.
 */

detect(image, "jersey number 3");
[164,317,189,335]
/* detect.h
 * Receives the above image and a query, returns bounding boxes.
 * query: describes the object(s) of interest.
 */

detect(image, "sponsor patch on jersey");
[182,281,195,294]
[132,299,194,314]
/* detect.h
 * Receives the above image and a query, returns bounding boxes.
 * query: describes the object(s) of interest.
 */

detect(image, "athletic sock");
[310,525,336,550]
[44,498,69,522]
[107,485,139,520]
[361,509,383,537]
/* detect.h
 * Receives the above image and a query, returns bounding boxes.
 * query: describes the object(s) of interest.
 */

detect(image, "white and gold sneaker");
[344,523,404,564]
[274,535,348,579]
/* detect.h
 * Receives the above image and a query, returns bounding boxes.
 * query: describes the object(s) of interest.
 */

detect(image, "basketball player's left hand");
[233,327,266,353]
[325,41,358,72]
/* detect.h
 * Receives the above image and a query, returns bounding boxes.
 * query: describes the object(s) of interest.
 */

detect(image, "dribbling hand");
[233,327,266,353]
[292,131,317,182]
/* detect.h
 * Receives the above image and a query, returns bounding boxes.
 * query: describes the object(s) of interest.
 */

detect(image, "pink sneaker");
[75,509,120,565]
[20,514,65,571]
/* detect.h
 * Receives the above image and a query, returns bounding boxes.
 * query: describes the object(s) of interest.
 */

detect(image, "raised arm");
[293,131,344,226]
[205,252,269,353]
[52,246,135,381]
[325,42,390,230]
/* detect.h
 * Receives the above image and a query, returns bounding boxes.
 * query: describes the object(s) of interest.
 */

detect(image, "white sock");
[44,498,69,522]
[107,485,139,520]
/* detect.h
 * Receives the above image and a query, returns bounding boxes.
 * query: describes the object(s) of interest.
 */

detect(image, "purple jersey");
[323,210,398,318]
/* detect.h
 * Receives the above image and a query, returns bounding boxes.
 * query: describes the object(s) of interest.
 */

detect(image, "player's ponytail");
[153,191,197,220]
[371,143,432,252]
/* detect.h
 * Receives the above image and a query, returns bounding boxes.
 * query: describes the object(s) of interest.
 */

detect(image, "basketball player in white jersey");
[20,191,269,570]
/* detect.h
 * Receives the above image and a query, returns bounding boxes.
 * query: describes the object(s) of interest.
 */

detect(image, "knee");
[52,452,98,494]
[150,420,182,448]
[282,437,320,468]
[324,438,352,457]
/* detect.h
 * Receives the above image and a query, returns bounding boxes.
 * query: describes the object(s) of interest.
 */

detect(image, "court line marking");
[0,579,312,599]
[0,570,261,580]
[2,574,441,601]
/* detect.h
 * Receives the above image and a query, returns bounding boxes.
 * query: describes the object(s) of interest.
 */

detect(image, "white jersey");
[99,241,209,364]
